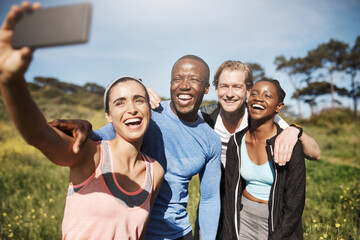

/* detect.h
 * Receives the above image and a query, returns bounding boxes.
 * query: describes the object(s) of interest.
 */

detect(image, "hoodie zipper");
[270,144,277,232]
[234,135,241,239]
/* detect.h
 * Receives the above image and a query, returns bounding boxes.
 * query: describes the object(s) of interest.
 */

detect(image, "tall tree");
[297,81,347,116]
[307,39,349,109]
[275,56,301,117]
[274,56,314,118]
[344,36,360,115]
[247,63,265,82]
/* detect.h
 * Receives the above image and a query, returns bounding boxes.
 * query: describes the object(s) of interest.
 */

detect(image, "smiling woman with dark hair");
[0,3,164,239]
[223,78,306,239]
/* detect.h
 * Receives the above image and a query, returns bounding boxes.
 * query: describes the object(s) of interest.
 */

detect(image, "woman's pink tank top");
[62,141,153,240]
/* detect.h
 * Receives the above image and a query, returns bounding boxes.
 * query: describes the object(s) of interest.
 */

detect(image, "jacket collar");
[266,122,283,146]
[265,122,283,166]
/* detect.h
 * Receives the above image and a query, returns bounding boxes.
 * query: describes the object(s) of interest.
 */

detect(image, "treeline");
[0,77,106,120]
[273,36,360,118]
[246,36,359,118]
[27,76,105,109]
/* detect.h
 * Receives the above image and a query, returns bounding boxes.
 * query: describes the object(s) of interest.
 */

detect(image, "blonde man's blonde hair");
[213,60,253,90]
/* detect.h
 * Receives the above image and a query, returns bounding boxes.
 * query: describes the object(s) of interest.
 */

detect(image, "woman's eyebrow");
[112,97,126,103]
[133,95,146,99]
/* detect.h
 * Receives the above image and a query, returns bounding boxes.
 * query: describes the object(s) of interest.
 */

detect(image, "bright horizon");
[1,0,359,117]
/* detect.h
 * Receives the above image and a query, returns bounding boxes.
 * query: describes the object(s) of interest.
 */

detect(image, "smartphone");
[11,2,92,49]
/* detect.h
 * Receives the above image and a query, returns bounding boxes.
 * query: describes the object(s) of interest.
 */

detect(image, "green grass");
[303,159,359,239]
[303,123,360,167]
[0,113,359,239]
[0,139,68,239]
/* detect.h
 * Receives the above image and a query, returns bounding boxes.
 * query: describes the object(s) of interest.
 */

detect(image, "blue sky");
[1,0,359,117]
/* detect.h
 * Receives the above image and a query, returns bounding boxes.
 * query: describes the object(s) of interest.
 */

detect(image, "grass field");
[0,112,359,239]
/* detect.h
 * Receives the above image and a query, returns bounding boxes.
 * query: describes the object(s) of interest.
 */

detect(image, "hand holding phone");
[11,2,92,49]
[0,2,40,85]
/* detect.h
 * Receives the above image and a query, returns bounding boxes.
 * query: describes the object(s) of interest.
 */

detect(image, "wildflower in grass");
[340,195,343,199]
[49,198,54,203]
[335,223,340,228]
[43,213,47,217]
[8,232,13,238]
[312,219,317,223]
[320,237,324,240]
[343,219,346,222]
[8,224,11,227]
[14,216,19,220]
[3,212,7,217]
[323,233,328,238]
[51,215,55,219]
[26,195,31,200]
[31,209,35,213]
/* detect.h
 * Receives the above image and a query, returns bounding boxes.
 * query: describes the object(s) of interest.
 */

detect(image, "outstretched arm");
[0,2,48,148]
[299,132,321,160]
[274,126,321,165]
[273,116,321,165]
[0,2,86,167]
